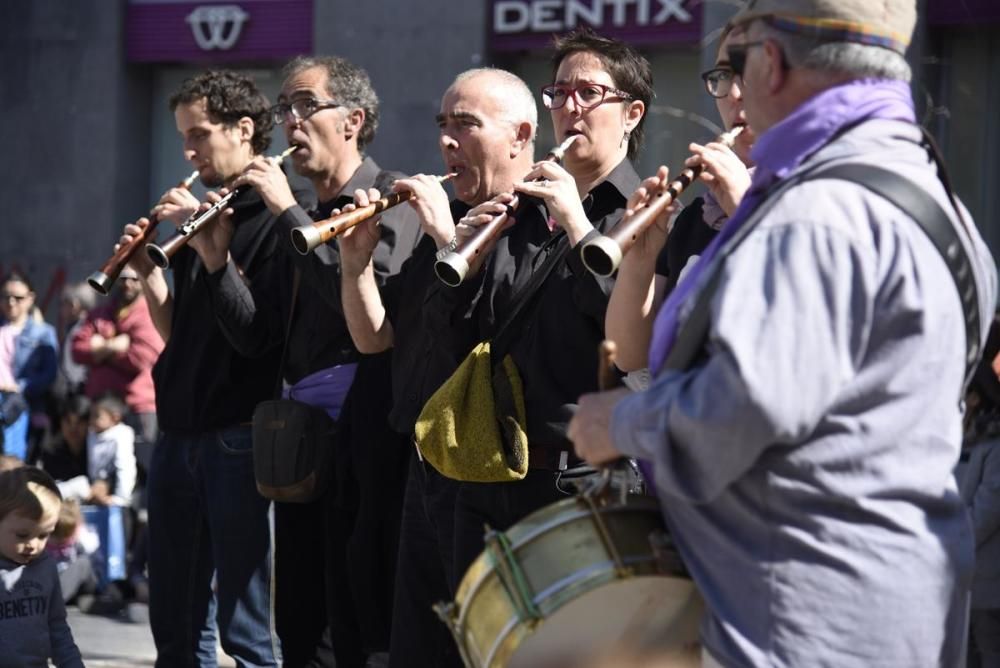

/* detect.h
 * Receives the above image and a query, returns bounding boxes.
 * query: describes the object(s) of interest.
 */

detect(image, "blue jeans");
[147,427,280,667]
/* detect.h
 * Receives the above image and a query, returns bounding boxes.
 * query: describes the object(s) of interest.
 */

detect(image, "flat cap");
[728,0,917,54]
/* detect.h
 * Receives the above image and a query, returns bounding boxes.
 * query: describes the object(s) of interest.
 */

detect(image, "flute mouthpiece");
[720,125,745,147]
[549,134,580,162]
[276,145,299,163]
[182,170,200,188]
[439,172,459,183]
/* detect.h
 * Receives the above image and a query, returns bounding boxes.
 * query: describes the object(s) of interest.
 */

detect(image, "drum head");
[506,575,702,668]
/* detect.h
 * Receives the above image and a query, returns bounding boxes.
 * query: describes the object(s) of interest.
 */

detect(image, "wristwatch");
[435,236,459,261]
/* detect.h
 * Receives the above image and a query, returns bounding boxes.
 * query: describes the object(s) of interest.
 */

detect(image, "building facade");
[0,0,996,314]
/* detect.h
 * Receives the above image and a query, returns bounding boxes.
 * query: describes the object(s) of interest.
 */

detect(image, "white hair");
[451,68,538,142]
[756,21,912,83]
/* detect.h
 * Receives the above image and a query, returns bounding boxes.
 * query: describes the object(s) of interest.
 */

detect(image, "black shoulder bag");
[252,269,338,503]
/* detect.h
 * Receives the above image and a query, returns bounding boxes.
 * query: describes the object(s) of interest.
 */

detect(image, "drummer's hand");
[339,189,381,277]
[621,166,676,267]
[568,388,630,466]
[514,161,591,246]
[686,141,750,217]
[392,175,454,248]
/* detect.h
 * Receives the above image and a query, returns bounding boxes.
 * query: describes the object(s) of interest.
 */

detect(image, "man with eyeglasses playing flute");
[196,56,421,667]
[569,1,998,666]
[117,70,315,668]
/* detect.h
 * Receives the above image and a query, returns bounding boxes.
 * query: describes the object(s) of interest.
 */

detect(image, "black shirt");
[381,199,479,434]
[391,159,640,448]
[152,179,316,433]
[655,197,718,294]
[205,157,420,385]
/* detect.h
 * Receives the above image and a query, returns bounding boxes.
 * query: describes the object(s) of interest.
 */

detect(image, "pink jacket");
[71,296,164,414]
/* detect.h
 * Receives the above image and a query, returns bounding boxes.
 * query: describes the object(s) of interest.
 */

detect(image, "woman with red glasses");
[448,28,653,591]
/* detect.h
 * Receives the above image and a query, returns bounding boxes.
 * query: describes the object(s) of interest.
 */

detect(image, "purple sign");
[126,0,313,63]
[489,0,702,51]
[927,0,1000,25]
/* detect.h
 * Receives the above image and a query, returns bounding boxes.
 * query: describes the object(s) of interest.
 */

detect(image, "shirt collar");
[321,156,382,215]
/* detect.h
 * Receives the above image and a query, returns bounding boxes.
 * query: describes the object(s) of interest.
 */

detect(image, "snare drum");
[435,492,703,667]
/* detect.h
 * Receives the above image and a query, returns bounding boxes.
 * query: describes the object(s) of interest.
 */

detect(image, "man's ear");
[236,116,255,145]
[343,108,366,141]
[510,121,534,158]
[762,40,788,94]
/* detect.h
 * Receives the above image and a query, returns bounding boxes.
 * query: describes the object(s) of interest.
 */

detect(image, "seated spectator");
[0,271,58,462]
[57,395,136,507]
[36,395,90,484]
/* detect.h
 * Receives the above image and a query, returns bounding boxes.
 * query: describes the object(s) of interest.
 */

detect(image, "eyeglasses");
[701,67,736,98]
[1,293,29,303]
[271,97,342,125]
[541,82,634,110]
[727,40,768,78]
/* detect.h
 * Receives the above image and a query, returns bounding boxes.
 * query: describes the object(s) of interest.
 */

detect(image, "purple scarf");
[646,79,916,375]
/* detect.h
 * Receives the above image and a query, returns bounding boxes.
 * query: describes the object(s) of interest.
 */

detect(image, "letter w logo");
[186,5,249,51]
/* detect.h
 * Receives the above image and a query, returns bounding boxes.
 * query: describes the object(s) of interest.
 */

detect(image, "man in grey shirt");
[570,1,998,666]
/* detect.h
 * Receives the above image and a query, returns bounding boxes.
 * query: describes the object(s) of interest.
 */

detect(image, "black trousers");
[337,353,410,657]
[274,498,339,668]
[387,454,463,668]
[451,468,565,590]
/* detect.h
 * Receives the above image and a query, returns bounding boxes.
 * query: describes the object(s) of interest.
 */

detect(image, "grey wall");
[0,0,152,310]
[312,0,489,175]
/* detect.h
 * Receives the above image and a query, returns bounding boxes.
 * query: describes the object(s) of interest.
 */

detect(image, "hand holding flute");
[146,146,298,269]
[292,173,456,255]
[581,125,745,277]
[435,135,579,287]
[88,170,199,295]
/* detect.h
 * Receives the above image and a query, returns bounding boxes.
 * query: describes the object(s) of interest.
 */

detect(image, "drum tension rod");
[580,492,632,579]
[485,527,543,624]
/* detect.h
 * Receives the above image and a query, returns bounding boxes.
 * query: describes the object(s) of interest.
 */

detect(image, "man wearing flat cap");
[570,1,998,665]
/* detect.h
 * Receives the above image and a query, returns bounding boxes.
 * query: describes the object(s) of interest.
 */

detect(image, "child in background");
[45,498,99,603]
[57,394,136,506]
[0,466,83,666]
[86,395,136,507]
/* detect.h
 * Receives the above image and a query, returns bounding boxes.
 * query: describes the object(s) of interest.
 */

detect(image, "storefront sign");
[127,0,312,63]
[489,0,702,51]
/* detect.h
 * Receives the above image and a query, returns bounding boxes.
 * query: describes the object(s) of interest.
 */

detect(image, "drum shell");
[446,494,701,667]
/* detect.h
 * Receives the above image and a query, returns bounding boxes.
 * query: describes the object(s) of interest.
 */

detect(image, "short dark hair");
[551,28,653,160]
[2,270,34,293]
[169,70,273,155]
[58,394,92,421]
[282,56,380,151]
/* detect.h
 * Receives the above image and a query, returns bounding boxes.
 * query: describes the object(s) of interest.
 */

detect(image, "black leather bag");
[251,270,337,503]
[252,398,336,503]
